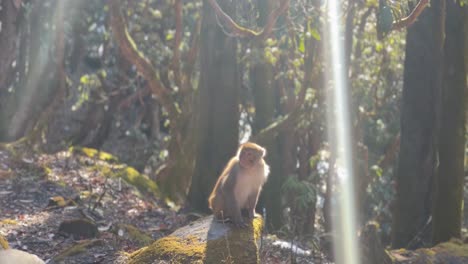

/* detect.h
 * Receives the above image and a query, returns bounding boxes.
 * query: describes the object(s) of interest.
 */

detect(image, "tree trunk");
[0,2,58,141]
[188,0,239,212]
[0,0,21,92]
[250,0,288,230]
[431,0,465,245]
[391,0,445,249]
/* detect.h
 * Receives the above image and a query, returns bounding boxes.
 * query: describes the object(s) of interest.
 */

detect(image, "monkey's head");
[238,142,266,169]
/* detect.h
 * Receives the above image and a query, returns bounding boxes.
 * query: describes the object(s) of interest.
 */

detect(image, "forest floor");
[0,148,318,264]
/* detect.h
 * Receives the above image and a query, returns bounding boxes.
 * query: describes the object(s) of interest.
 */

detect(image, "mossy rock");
[390,238,468,264]
[112,166,160,197]
[93,164,160,198]
[113,224,153,247]
[69,146,118,162]
[70,146,159,198]
[128,215,264,264]
[52,239,104,262]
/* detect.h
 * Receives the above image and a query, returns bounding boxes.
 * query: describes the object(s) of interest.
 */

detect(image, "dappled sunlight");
[4,1,68,139]
[326,0,360,263]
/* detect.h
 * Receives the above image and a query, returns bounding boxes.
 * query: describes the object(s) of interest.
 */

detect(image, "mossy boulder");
[128,215,264,264]
[390,238,468,264]
[113,224,153,247]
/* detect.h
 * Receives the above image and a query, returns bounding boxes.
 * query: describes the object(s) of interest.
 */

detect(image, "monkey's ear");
[262,149,267,157]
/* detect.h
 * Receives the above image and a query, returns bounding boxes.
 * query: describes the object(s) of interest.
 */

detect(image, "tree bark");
[0,0,21,91]
[431,0,465,245]
[391,0,445,249]
[188,0,239,212]
[1,1,59,141]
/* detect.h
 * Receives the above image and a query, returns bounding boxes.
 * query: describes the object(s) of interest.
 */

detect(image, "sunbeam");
[326,0,361,263]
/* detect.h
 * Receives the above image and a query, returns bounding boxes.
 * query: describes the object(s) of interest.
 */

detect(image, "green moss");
[88,164,159,198]
[435,239,468,257]
[53,240,104,261]
[129,236,205,264]
[115,224,153,247]
[0,219,18,226]
[69,146,118,162]
[129,217,263,264]
[203,218,262,264]
[113,166,160,197]
[0,235,9,249]
[251,217,263,241]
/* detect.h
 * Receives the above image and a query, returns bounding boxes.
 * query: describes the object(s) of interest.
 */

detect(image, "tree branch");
[206,0,290,41]
[392,0,429,30]
[251,107,303,144]
[171,0,183,89]
[109,0,179,119]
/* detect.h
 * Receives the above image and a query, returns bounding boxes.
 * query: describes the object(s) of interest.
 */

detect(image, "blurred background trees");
[0,0,465,251]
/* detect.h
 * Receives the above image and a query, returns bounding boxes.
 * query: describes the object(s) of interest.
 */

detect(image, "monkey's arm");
[223,165,247,228]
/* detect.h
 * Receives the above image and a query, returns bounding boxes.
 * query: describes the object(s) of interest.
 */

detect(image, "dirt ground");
[0,149,318,263]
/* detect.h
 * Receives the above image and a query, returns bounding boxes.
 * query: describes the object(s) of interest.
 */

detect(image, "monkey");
[208,142,270,227]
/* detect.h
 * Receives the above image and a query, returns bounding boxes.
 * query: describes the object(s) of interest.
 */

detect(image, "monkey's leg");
[225,192,247,228]
[222,166,247,228]
[246,189,261,220]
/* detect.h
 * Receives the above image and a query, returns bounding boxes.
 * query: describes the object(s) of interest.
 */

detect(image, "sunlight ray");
[325,0,361,262]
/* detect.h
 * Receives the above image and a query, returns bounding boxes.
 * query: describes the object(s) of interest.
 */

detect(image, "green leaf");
[371,165,383,177]
[298,36,305,53]
[378,5,394,35]
[166,30,174,41]
[80,75,90,84]
[309,28,321,41]
[150,8,162,19]
[375,42,383,52]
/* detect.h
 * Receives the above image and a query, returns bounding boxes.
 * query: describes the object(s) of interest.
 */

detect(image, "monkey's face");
[240,148,262,168]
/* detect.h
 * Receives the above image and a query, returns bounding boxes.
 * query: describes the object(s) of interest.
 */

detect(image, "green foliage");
[378,3,394,37]
[281,176,316,212]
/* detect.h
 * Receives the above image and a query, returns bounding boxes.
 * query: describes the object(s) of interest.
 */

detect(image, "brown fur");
[208,142,269,227]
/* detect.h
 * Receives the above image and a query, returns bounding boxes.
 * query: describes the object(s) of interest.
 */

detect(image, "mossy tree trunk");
[391,0,445,249]
[431,0,465,245]
[188,0,239,212]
